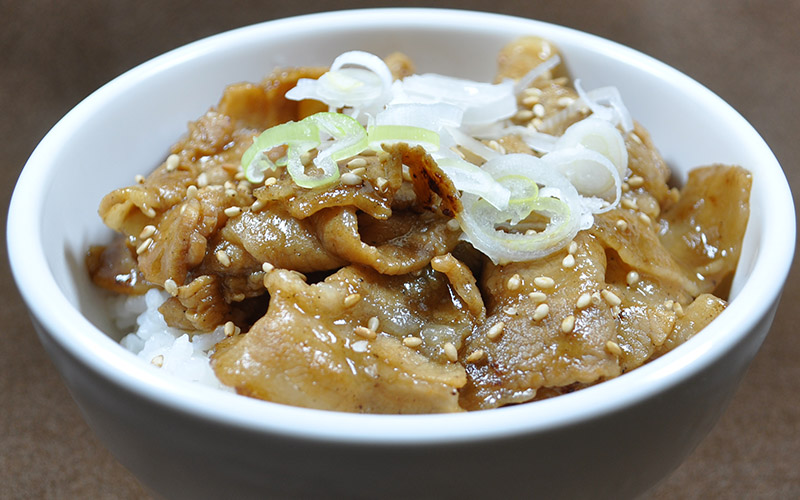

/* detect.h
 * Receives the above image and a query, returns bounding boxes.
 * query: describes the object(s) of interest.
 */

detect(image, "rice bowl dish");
[7,9,793,499]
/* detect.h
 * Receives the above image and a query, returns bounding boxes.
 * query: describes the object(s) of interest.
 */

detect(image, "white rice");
[115,289,232,391]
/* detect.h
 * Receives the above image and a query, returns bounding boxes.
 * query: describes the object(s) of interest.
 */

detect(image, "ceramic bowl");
[8,8,795,499]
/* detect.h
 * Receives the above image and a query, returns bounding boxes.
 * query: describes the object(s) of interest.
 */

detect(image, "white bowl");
[8,8,795,499]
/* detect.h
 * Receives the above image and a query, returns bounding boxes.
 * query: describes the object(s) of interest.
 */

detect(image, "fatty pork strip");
[213,265,476,413]
[459,163,750,410]
[91,58,461,332]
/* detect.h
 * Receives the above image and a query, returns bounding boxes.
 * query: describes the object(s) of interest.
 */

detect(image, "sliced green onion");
[367,125,440,152]
[436,157,510,210]
[293,112,368,188]
[242,120,320,183]
[456,154,582,264]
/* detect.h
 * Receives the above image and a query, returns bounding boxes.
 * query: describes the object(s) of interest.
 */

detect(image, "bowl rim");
[8,7,796,445]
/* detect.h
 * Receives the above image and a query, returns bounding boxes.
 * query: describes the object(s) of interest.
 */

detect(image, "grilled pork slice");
[213,266,476,413]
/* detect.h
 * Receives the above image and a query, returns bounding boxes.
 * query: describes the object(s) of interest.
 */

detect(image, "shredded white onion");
[394,74,517,126]
[274,48,638,263]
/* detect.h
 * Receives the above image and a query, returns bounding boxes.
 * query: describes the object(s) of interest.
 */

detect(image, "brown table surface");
[2,1,798,498]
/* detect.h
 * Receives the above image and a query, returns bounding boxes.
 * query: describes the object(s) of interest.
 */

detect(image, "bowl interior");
[10,9,792,439]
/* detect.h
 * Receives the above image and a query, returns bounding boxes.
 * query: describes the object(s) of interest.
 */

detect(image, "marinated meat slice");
[221,207,345,273]
[431,253,486,321]
[389,143,462,217]
[213,266,473,413]
[384,52,416,80]
[86,237,150,295]
[217,66,328,130]
[660,165,752,293]
[653,293,727,357]
[314,206,461,275]
[253,149,403,221]
[460,233,622,410]
[135,188,234,286]
[590,210,700,301]
[159,274,230,332]
[495,36,568,82]
[625,122,672,205]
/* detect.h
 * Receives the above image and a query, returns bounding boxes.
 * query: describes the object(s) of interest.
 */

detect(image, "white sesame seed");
[626,271,640,286]
[403,336,423,348]
[367,316,380,332]
[216,250,231,267]
[251,199,266,212]
[616,219,629,231]
[487,321,505,340]
[561,315,575,333]
[225,188,237,198]
[533,103,546,118]
[487,140,506,154]
[621,198,638,210]
[627,175,645,188]
[360,149,377,156]
[224,321,236,337]
[224,206,241,218]
[557,96,575,107]
[631,132,643,145]
[135,174,146,184]
[638,213,652,224]
[568,241,578,254]
[534,276,555,289]
[533,303,549,321]
[446,219,461,231]
[343,293,362,307]
[576,292,592,309]
[186,185,198,199]
[349,167,367,177]
[504,306,518,316]
[340,172,363,185]
[443,342,458,362]
[355,326,376,339]
[166,154,181,172]
[142,205,156,218]
[466,349,485,363]
[234,171,246,180]
[300,151,314,165]
[601,289,622,307]
[506,274,522,291]
[664,299,675,310]
[347,157,368,169]
[197,172,209,188]
[139,225,156,240]
[605,340,623,356]
[224,180,235,190]
[514,109,534,121]
[529,291,547,303]
[523,87,542,98]
[265,177,278,186]
[151,355,164,367]
[136,238,153,255]
[261,262,274,273]
[522,95,540,107]
[562,254,576,268]
[621,182,631,193]
[164,278,178,296]
[673,302,685,317]
[591,291,603,306]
